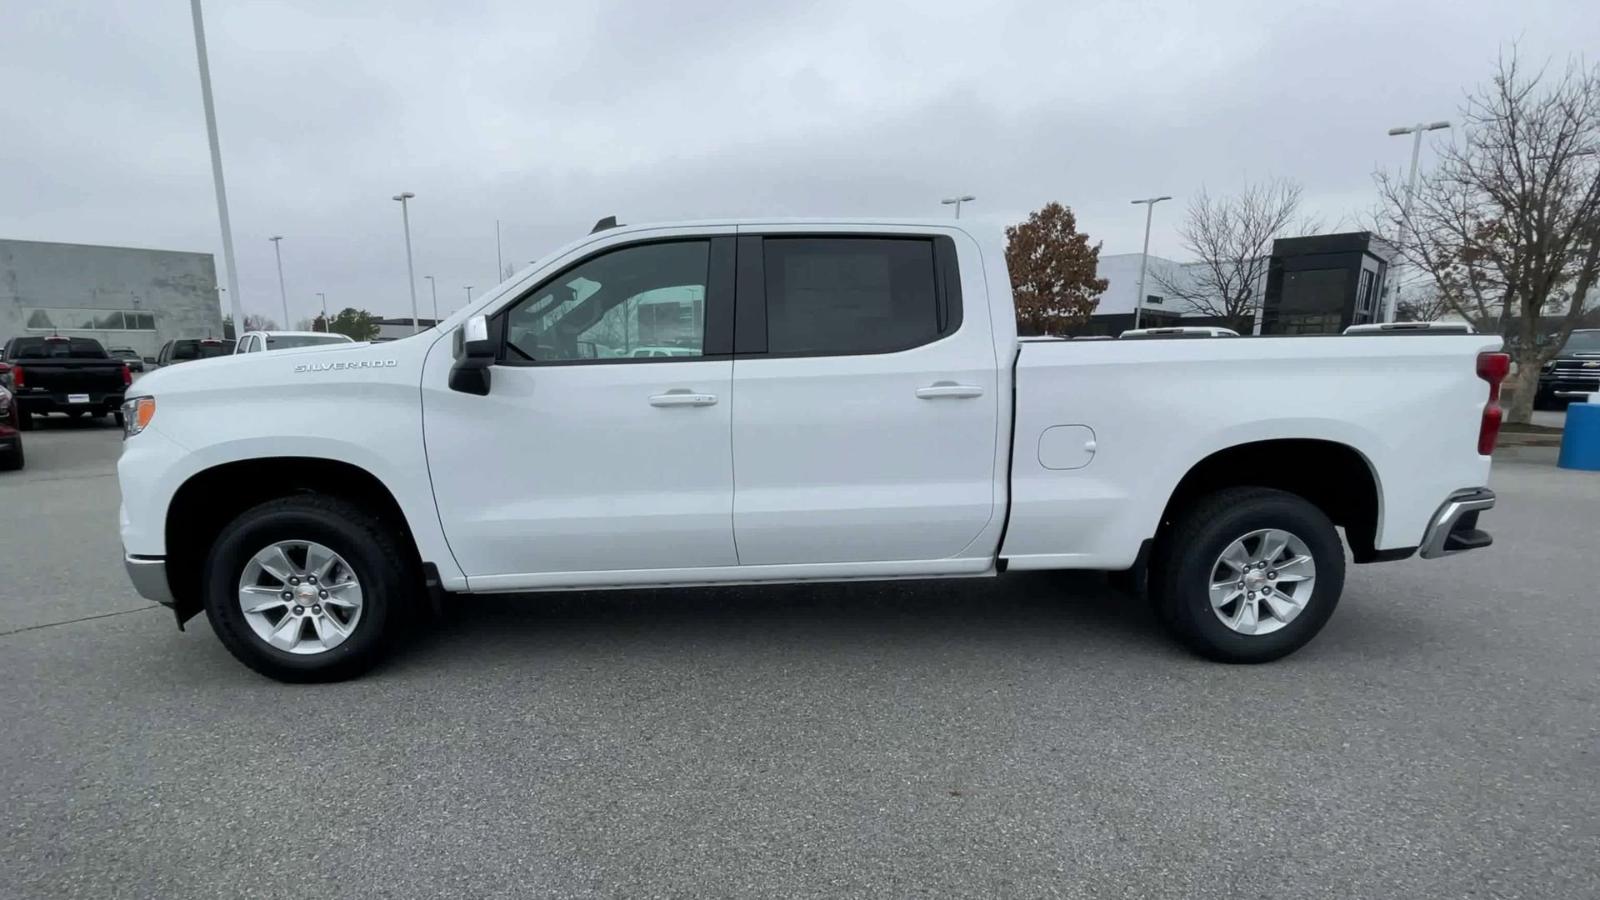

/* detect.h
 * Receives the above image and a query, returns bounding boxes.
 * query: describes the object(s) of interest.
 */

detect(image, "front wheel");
[203,496,415,682]
[1153,487,1345,663]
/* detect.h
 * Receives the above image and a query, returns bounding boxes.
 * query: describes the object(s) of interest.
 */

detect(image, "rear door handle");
[915,382,984,399]
[649,389,718,407]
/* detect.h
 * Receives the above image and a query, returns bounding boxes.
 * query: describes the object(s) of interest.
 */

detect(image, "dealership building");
[0,238,225,359]
[1077,232,1394,336]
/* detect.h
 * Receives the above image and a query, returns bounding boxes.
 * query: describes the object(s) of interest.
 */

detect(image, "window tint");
[9,337,108,358]
[265,334,352,350]
[503,241,709,362]
[763,238,940,355]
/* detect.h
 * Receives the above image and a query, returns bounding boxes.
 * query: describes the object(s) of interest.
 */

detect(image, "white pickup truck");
[117,219,1507,682]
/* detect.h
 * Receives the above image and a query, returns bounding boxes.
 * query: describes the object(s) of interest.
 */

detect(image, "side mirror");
[449,314,494,395]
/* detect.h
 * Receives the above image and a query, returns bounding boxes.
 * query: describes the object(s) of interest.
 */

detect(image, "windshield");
[10,337,108,359]
[1560,331,1600,354]
[264,334,352,350]
[171,340,235,360]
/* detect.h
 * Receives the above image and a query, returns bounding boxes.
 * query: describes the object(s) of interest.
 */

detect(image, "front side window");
[763,238,940,355]
[502,241,709,362]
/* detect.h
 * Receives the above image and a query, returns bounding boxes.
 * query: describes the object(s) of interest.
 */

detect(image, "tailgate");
[20,362,125,393]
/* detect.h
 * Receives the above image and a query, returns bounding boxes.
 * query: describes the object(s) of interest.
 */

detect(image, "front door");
[424,235,738,584]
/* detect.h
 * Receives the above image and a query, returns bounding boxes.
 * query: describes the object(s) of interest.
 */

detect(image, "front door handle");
[916,382,984,399]
[649,389,718,408]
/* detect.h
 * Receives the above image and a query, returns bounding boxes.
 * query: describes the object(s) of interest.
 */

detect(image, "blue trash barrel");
[1558,395,1600,471]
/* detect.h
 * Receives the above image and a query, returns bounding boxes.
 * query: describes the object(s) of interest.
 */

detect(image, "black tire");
[17,409,33,431]
[0,440,22,471]
[67,409,86,418]
[112,411,125,428]
[203,495,415,682]
[1153,487,1345,663]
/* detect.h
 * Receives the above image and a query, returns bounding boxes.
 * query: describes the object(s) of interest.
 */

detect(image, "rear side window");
[762,238,941,355]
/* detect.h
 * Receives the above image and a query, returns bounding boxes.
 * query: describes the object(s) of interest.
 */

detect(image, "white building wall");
[0,238,223,359]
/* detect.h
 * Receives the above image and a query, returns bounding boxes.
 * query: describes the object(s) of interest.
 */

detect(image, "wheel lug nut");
[293,605,304,614]
[312,604,322,613]
[282,591,292,600]
[289,576,300,585]
[307,575,317,585]
[319,590,328,598]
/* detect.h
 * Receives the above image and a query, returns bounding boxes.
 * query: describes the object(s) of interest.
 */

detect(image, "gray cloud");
[2,0,1596,323]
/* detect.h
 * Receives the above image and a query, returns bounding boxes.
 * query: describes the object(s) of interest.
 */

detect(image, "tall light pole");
[423,275,438,321]
[941,195,976,219]
[189,0,242,334]
[495,219,504,282]
[1386,120,1451,321]
[316,291,327,328]
[1130,196,1172,330]
[393,191,419,332]
[268,235,288,328]
[464,285,474,302]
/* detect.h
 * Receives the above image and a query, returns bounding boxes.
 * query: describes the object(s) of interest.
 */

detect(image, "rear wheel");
[203,496,414,682]
[17,410,33,431]
[1153,487,1345,663]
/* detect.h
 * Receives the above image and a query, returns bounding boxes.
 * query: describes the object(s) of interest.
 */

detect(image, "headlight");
[121,396,156,438]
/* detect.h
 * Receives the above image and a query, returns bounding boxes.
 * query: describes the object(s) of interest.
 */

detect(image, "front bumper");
[1540,373,1600,398]
[1419,488,1496,559]
[124,554,174,608]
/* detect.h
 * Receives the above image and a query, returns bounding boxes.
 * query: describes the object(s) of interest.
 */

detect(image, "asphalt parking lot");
[2,420,1597,899]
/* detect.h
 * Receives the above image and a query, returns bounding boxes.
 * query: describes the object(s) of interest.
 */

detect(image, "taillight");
[10,364,22,389]
[1477,351,1510,455]
[121,363,132,387]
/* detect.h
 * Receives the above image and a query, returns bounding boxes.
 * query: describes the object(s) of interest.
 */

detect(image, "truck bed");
[999,334,1502,570]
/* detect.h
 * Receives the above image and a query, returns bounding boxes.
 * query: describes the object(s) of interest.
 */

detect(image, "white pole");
[269,236,288,328]
[496,219,503,281]
[189,0,243,334]
[1129,196,1171,331]
[1134,203,1155,331]
[316,291,327,328]
[424,275,438,321]
[1386,121,1450,322]
[394,192,419,332]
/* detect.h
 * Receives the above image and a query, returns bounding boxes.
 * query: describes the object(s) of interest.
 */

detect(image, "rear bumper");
[16,390,125,413]
[1419,488,1496,560]
[124,554,174,608]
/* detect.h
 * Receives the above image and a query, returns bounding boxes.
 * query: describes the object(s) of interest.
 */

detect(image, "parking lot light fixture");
[393,191,419,333]
[1387,121,1451,321]
[941,195,976,219]
[464,285,473,302]
[1130,196,1173,330]
[268,236,288,328]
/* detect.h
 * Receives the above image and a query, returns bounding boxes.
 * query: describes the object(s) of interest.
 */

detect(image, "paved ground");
[2,420,1597,899]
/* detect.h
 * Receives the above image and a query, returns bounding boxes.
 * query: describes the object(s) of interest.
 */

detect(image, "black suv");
[1536,329,1600,408]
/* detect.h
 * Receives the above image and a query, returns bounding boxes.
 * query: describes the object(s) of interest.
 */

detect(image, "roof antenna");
[591,215,620,234]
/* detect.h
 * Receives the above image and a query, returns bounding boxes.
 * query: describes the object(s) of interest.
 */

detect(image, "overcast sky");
[2,1,1596,324]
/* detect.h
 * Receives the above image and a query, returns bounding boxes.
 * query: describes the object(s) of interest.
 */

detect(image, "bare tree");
[1154,179,1304,332]
[1376,51,1600,423]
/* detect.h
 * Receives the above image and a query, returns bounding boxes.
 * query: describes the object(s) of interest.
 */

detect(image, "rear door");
[729,229,1000,565]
